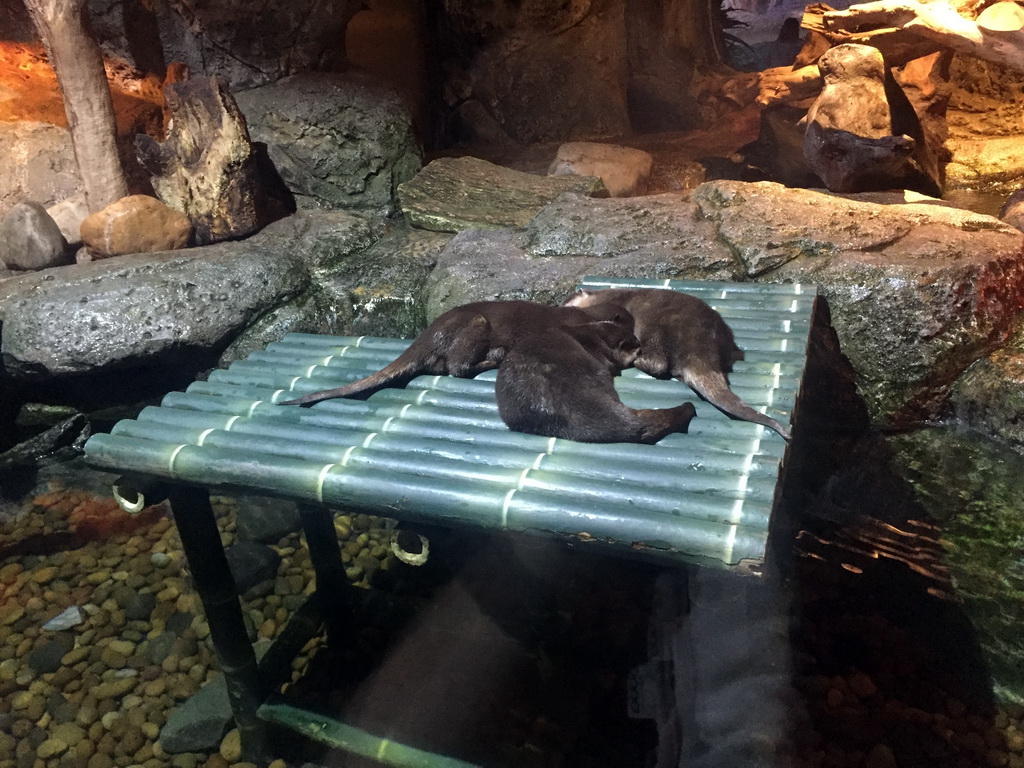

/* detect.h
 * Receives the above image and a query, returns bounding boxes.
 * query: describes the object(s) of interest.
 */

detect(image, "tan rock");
[80,195,192,258]
[548,142,654,197]
[219,728,242,763]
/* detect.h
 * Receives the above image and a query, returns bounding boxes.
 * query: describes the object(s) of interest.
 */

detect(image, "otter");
[564,288,792,441]
[496,319,697,444]
[280,300,633,407]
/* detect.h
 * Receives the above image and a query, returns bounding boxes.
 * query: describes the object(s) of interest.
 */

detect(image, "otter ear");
[563,289,590,306]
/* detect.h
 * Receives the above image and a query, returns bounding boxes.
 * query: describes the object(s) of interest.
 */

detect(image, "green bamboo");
[257,701,482,768]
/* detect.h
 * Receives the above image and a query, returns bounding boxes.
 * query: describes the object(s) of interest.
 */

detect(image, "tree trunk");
[24,0,129,213]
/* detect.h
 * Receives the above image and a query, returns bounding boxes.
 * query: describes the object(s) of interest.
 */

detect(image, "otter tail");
[683,366,791,442]
[278,353,422,407]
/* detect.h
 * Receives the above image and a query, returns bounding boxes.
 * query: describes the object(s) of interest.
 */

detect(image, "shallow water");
[2,434,1024,767]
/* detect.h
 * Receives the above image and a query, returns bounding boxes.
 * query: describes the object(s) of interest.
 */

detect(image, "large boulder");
[235,71,422,216]
[422,178,1024,429]
[0,236,309,379]
[694,181,1024,427]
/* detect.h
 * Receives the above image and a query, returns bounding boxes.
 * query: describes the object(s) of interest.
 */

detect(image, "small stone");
[150,553,171,568]
[31,566,58,584]
[219,728,242,763]
[825,688,844,707]
[864,744,898,768]
[848,671,878,699]
[28,640,68,674]
[43,606,84,631]
[84,571,110,586]
[37,738,69,759]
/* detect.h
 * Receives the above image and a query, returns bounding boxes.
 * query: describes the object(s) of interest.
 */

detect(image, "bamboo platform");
[82,277,818,765]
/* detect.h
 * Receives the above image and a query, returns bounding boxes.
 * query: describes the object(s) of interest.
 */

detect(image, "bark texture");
[23,0,128,213]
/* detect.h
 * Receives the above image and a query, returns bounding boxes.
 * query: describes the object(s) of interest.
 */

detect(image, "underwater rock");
[949,325,1024,449]
[888,427,1024,706]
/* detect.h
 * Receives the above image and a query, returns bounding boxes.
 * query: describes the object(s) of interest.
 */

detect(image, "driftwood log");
[810,0,1024,72]
[136,76,266,245]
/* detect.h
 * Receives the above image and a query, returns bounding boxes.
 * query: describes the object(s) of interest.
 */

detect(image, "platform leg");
[168,485,270,765]
[297,503,351,643]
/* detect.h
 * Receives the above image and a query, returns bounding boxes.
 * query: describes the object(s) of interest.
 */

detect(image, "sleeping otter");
[496,319,697,444]
[280,300,632,406]
[564,287,791,440]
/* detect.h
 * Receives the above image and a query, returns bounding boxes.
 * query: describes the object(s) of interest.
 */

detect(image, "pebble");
[37,737,69,759]
[43,606,84,631]
[219,728,242,762]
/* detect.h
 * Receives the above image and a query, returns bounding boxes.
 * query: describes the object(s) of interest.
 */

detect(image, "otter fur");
[280,300,632,407]
[564,288,791,440]
[496,319,697,444]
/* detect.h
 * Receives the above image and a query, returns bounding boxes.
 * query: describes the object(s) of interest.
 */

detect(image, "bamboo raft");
[83,277,818,765]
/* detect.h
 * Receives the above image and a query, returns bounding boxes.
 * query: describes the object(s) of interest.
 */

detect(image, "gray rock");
[523,192,735,278]
[224,540,281,594]
[0,123,81,216]
[28,634,73,674]
[233,494,302,544]
[0,202,70,271]
[121,592,157,622]
[888,427,1024,705]
[397,156,607,233]
[0,238,309,379]
[236,71,422,216]
[694,180,1024,427]
[949,324,1024,449]
[158,676,232,753]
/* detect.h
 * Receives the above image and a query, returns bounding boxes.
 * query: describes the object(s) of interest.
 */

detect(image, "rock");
[224,541,281,594]
[694,180,1024,426]
[888,427,1024,705]
[218,728,242,763]
[397,156,607,233]
[121,592,157,622]
[435,3,630,144]
[548,142,654,197]
[235,71,421,216]
[0,234,309,379]
[158,677,232,753]
[802,44,941,197]
[0,122,81,215]
[46,193,89,247]
[42,606,84,631]
[232,495,302,544]
[0,201,71,270]
[523,192,734,278]
[37,738,69,759]
[80,195,192,258]
[1000,188,1024,232]
[28,639,68,674]
[947,135,1024,189]
[135,76,268,246]
[949,326,1024,449]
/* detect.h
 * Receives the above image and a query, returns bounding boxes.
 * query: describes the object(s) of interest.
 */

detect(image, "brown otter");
[496,320,697,444]
[280,300,633,406]
[564,287,792,440]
